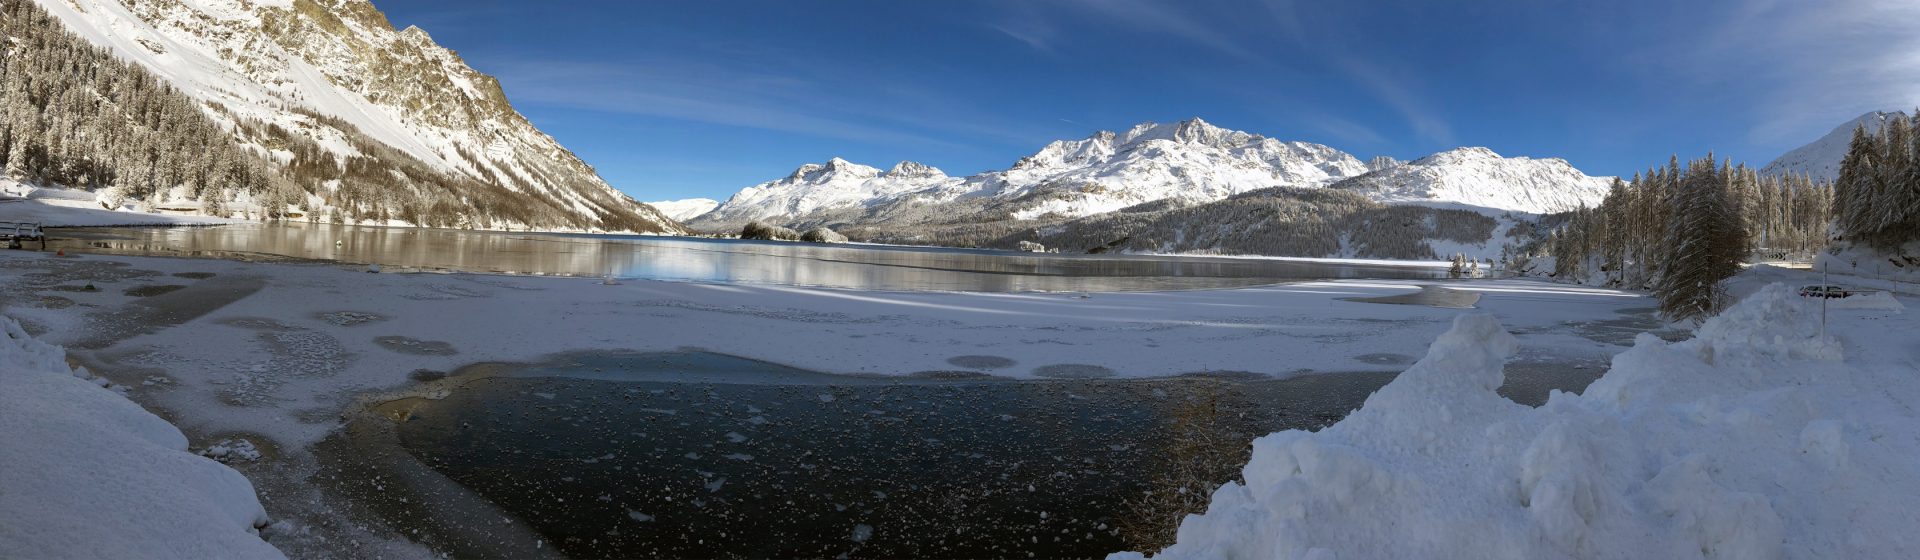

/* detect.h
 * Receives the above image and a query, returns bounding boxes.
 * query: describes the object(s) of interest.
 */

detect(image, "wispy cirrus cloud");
[1255,0,1455,147]
[486,54,1062,156]
[1335,57,1455,146]
[990,0,1261,61]
[1680,0,1920,143]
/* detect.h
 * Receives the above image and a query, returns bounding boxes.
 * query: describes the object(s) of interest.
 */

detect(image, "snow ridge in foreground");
[0,317,283,559]
[1119,284,1915,559]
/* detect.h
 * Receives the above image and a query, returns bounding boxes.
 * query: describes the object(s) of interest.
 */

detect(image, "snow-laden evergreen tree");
[1831,112,1920,249]
[1654,157,1748,321]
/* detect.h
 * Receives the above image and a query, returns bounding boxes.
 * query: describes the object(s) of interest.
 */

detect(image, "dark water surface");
[50,223,1445,292]
[337,352,1604,559]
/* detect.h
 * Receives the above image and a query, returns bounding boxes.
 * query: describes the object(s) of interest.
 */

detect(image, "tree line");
[1541,155,1831,320]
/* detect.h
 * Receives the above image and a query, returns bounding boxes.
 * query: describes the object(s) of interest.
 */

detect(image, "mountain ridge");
[688,119,1614,232]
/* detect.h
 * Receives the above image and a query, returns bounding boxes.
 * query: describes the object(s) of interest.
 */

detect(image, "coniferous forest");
[1544,111,1920,320]
[0,0,664,232]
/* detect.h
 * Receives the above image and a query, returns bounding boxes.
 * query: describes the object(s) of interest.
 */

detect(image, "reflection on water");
[50,223,1445,292]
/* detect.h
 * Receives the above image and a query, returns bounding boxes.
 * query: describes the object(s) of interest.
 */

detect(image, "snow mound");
[0,316,283,559]
[1118,284,1918,559]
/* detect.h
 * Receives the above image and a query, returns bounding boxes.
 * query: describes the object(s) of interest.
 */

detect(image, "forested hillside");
[0,0,677,232]
[837,188,1515,261]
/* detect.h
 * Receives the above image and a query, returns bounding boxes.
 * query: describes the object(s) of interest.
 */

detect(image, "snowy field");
[0,180,245,227]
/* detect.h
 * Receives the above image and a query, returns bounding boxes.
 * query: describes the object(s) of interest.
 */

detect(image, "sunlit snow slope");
[1761,110,1911,182]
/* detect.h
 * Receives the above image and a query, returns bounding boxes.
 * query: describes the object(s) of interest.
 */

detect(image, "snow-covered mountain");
[30,0,678,232]
[965,118,1371,219]
[693,158,959,228]
[1329,147,1613,214]
[1761,110,1912,182]
[692,118,1370,230]
[644,198,721,222]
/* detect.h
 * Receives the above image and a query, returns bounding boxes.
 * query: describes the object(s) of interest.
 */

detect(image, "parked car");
[1798,285,1855,299]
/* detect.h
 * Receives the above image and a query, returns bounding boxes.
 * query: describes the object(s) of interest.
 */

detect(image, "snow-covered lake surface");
[0,247,1672,557]
[48,222,1448,292]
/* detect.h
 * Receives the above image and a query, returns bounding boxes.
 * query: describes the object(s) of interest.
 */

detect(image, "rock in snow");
[1116,284,1919,559]
[0,316,283,558]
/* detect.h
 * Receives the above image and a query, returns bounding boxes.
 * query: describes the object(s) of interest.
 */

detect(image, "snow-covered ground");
[0,181,246,227]
[0,316,282,558]
[1117,270,1918,559]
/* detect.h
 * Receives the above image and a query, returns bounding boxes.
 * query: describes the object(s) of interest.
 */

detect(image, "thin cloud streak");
[1338,58,1455,147]
[486,57,1061,154]
[1690,0,1920,143]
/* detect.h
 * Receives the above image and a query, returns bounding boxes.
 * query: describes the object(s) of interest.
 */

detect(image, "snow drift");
[0,317,283,559]
[1118,284,1918,559]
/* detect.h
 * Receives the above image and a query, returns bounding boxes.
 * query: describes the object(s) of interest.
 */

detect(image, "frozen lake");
[49,223,1447,292]
[330,351,1605,559]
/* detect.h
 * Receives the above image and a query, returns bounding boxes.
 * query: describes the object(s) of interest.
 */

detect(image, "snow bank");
[1829,290,1903,311]
[1118,284,1919,559]
[0,316,283,559]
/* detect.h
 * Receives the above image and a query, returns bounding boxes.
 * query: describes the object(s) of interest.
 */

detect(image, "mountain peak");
[885,161,944,178]
[1115,117,1254,148]
[786,158,880,182]
[1421,147,1502,162]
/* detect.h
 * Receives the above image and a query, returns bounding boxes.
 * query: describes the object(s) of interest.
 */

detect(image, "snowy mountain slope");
[30,0,678,232]
[692,118,1369,230]
[644,198,720,222]
[1760,110,1911,182]
[693,158,961,228]
[1329,147,1614,214]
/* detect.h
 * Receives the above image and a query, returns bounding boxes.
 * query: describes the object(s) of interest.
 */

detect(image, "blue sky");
[375,0,1920,202]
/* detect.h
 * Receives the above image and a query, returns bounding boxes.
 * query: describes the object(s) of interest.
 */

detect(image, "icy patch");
[199,438,263,464]
[317,311,385,327]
